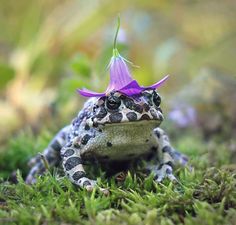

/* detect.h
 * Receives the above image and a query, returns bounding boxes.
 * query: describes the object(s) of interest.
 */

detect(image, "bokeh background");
[0,0,236,178]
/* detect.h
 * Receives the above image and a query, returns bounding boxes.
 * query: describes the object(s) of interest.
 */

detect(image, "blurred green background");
[0,0,236,162]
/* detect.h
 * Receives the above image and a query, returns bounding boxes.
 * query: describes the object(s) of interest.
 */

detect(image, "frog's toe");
[99,187,110,196]
[25,174,38,185]
[85,185,95,192]
[77,177,96,189]
[80,178,109,195]
[153,164,178,183]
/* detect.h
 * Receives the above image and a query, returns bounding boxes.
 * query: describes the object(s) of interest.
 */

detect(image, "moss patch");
[0,131,235,225]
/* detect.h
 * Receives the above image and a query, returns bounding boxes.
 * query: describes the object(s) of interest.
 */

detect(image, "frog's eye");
[106,95,121,110]
[152,92,161,107]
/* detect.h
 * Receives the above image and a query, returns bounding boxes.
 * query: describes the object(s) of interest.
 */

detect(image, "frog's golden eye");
[153,92,161,107]
[106,95,121,110]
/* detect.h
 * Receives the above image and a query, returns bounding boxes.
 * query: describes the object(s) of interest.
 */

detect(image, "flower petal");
[77,48,169,98]
[106,55,133,93]
[77,88,105,97]
[148,75,169,89]
[119,80,143,95]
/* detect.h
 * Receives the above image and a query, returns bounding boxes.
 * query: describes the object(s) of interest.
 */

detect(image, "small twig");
[39,153,50,172]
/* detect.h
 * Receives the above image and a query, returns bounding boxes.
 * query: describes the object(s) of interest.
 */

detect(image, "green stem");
[113,48,119,57]
[113,15,120,56]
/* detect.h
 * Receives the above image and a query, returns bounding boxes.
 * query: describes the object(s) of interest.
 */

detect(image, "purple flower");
[168,105,197,128]
[77,49,169,97]
[77,18,169,97]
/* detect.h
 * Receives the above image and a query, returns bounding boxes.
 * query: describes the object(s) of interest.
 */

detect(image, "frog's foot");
[27,155,41,168]
[148,164,178,183]
[77,177,109,195]
[25,175,37,185]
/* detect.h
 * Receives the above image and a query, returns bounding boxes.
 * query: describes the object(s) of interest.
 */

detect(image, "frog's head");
[90,90,163,126]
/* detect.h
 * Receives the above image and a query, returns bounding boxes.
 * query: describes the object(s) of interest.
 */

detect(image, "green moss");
[0,132,235,224]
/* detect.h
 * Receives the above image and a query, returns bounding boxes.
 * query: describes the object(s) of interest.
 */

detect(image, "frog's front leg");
[61,141,108,194]
[25,126,69,184]
[149,127,188,182]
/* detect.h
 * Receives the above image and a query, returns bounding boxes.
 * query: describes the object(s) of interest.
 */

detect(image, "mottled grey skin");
[26,90,188,192]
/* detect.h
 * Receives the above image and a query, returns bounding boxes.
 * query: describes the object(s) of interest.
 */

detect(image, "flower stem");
[113,15,120,53]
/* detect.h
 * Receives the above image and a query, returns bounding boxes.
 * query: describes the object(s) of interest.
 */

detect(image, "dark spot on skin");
[64,157,82,171]
[51,140,61,150]
[72,117,81,126]
[61,132,67,140]
[182,156,188,162]
[98,129,103,132]
[66,142,72,147]
[162,146,171,153]
[107,142,112,147]
[158,163,164,170]
[154,174,159,180]
[123,97,143,113]
[162,146,178,159]
[150,109,158,119]
[143,92,152,98]
[93,105,99,113]
[166,168,172,174]
[126,112,137,121]
[93,122,98,128]
[109,112,123,123]
[73,131,78,136]
[74,141,80,148]
[46,155,55,163]
[158,113,164,121]
[123,98,135,109]
[72,118,77,125]
[143,103,150,112]
[134,104,143,113]
[153,92,161,107]
[96,107,107,119]
[154,130,160,138]
[143,92,153,106]
[140,114,150,120]
[63,149,75,157]
[81,134,92,145]
[72,171,86,181]
[83,181,91,187]
[84,124,90,131]
[36,156,42,163]
[145,139,149,142]
[79,110,88,119]
[165,161,174,167]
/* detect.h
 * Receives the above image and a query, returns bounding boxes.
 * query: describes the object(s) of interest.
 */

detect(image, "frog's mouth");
[92,109,164,126]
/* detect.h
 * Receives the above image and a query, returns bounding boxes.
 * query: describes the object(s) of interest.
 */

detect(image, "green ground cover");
[0,131,235,225]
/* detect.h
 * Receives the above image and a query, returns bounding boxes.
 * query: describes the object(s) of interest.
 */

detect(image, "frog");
[26,90,188,193]
[25,20,188,192]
